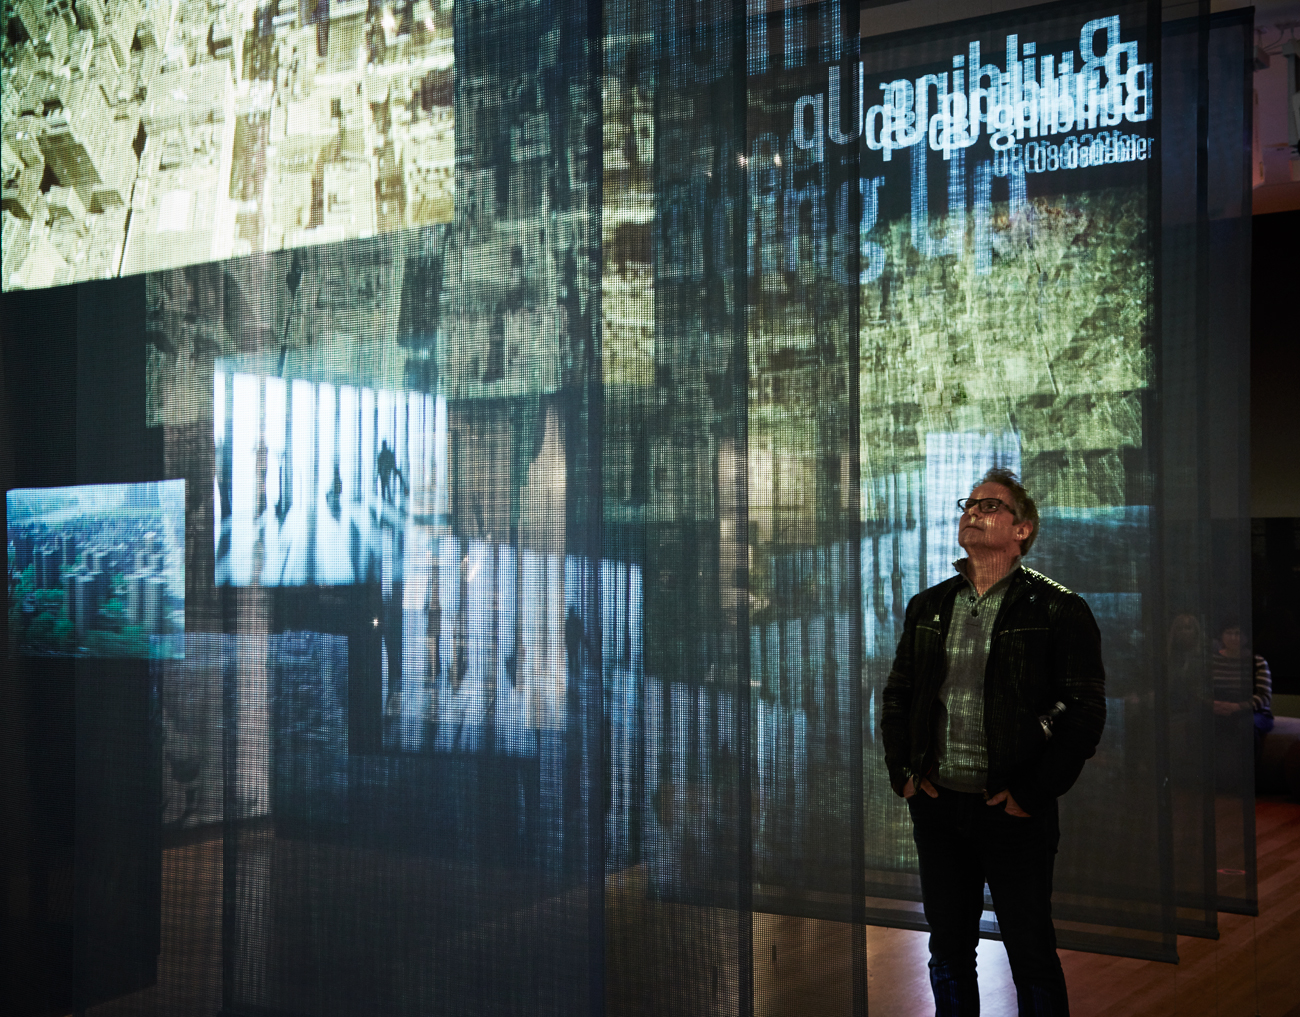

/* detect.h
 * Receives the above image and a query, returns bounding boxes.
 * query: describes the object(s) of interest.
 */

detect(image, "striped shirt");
[1211,651,1273,715]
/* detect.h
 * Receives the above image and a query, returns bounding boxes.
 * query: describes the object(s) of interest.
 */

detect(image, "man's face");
[957,482,1033,557]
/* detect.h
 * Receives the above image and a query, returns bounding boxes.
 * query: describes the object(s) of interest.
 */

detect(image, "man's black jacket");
[881,566,1106,816]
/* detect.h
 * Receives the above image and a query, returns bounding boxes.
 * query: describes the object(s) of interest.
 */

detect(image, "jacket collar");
[995,566,1041,618]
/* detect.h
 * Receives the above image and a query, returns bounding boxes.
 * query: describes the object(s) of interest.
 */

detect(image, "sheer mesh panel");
[602,2,755,1014]
[855,0,1196,964]
[745,3,867,1012]
[1160,6,1258,933]
[148,2,602,1015]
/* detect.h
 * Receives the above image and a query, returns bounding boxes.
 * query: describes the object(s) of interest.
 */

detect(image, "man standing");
[881,467,1106,1016]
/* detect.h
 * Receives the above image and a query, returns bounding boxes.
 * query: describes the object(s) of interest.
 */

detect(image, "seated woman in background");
[1212,621,1274,765]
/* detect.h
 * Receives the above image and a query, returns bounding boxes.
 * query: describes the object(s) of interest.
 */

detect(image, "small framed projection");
[6,481,185,658]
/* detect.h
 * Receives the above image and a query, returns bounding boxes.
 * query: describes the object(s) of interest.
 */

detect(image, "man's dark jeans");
[908,784,1069,1016]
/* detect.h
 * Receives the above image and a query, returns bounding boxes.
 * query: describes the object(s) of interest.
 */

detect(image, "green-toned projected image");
[146,228,454,429]
[601,57,654,390]
[860,184,1151,504]
[853,4,1156,501]
[744,10,863,908]
[7,481,186,657]
[2,0,454,291]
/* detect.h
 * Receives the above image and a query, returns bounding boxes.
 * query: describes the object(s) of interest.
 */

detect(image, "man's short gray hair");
[976,467,1039,555]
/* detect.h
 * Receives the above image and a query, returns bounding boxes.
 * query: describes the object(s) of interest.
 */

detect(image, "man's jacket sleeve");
[881,593,922,797]
[1008,593,1107,816]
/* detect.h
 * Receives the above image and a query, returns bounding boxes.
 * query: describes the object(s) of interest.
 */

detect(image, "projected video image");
[7,481,185,657]
[215,367,442,585]
[2,0,454,291]
[600,23,654,388]
[854,6,1154,500]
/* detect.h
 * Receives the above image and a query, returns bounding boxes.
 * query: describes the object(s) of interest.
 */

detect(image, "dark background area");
[1250,209,1300,697]
[2,279,163,1014]
[1252,518,1299,697]
[1250,209,1300,518]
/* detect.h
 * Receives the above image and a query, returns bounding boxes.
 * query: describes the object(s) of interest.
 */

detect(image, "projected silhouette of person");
[377,440,406,505]
[564,606,589,686]
[326,464,343,520]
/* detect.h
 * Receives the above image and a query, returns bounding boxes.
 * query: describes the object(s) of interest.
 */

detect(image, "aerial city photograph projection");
[6,480,186,657]
[1,0,454,290]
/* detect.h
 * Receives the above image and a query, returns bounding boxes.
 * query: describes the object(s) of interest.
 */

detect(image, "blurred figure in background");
[1212,621,1274,767]
[1166,612,1206,715]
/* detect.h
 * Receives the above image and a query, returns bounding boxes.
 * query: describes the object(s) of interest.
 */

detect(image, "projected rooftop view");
[2,0,454,291]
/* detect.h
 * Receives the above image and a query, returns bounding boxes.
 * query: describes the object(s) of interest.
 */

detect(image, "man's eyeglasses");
[957,497,1013,516]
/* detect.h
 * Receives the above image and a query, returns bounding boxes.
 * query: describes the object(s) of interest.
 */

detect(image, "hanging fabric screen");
[1158,5,1258,931]
[846,0,1245,963]
[602,0,757,1013]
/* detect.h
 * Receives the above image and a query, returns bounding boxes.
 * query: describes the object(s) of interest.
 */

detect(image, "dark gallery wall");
[2,286,80,1015]
[1251,209,1300,697]
[1250,209,1300,519]
[1,282,163,1013]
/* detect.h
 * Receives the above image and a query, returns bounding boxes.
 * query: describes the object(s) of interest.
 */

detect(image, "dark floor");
[85,796,1300,1016]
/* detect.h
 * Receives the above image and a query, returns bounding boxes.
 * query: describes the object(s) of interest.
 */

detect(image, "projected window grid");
[214,369,445,586]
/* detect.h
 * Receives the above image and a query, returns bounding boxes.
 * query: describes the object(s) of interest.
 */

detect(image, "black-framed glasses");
[957,497,1013,515]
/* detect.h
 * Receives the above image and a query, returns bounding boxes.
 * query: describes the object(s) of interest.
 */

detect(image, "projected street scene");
[373,544,639,875]
[2,0,454,291]
[215,368,443,585]
[7,480,185,657]
[378,542,594,755]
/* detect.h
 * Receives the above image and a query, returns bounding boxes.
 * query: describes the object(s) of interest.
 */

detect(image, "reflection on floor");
[1058,795,1300,1017]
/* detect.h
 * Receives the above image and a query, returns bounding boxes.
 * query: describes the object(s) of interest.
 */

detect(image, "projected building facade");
[7,481,185,657]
